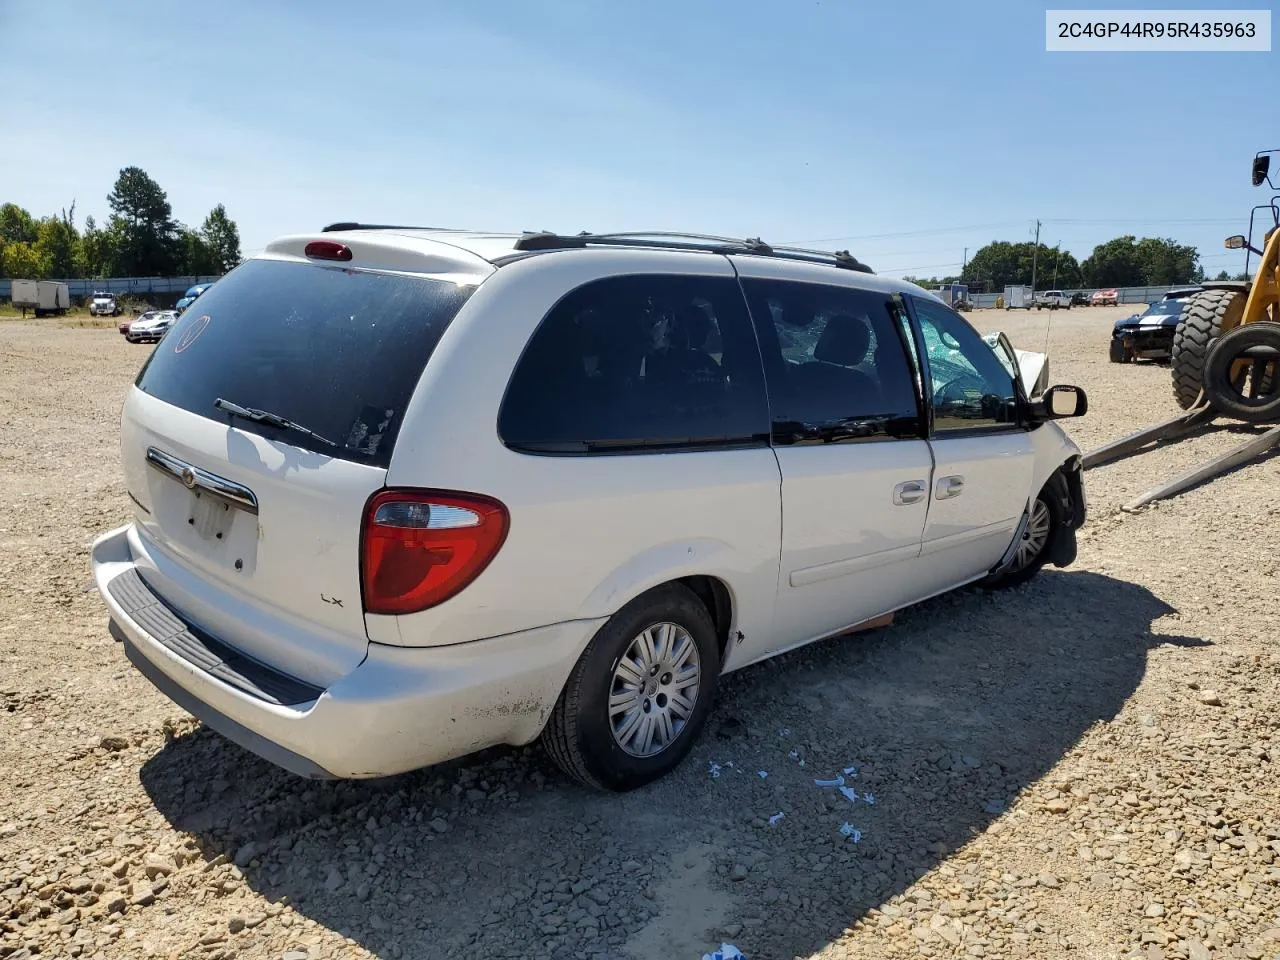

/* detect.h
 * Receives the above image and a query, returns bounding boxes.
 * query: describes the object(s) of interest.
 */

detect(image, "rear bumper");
[92,524,604,779]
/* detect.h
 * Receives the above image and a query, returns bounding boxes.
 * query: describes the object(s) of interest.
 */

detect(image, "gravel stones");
[3,313,1280,958]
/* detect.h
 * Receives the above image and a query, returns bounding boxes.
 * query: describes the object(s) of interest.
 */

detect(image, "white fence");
[0,276,223,300]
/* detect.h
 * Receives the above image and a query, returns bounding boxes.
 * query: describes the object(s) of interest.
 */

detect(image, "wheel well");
[676,575,733,662]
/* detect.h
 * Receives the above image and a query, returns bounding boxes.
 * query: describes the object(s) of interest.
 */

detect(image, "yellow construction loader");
[1082,149,1280,507]
[1171,150,1280,417]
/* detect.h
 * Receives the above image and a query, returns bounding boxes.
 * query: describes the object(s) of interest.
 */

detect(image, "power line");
[785,216,1244,247]
[876,262,964,275]
[1042,217,1241,225]
[780,221,1029,245]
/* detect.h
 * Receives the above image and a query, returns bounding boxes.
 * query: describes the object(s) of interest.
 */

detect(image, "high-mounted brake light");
[361,489,509,616]
[304,240,353,262]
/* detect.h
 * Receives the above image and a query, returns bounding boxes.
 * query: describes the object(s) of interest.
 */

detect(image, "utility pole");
[962,247,968,277]
[1031,220,1042,293]
[1051,242,1060,289]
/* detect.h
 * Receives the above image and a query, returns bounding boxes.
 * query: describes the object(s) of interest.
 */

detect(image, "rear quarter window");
[497,273,770,453]
[134,258,474,468]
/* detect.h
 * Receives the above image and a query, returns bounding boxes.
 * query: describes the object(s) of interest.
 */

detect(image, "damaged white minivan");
[92,227,1087,792]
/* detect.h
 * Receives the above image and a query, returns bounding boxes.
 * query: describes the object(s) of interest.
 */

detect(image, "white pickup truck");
[89,292,121,317]
[1034,290,1072,310]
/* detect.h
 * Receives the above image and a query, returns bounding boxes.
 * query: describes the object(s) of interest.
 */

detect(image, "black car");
[1109,296,1192,363]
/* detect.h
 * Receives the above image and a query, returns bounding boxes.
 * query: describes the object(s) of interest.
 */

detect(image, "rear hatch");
[121,251,478,684]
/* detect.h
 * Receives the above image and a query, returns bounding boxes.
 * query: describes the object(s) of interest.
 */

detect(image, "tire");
[1108,338,1131,364]
[981,490,1064,590]
[1202,322,1280,424]
[542,583,720,792]
[1171,288,1246,410]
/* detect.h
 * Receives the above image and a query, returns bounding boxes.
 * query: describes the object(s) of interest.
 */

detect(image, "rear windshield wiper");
[213,397,338,447]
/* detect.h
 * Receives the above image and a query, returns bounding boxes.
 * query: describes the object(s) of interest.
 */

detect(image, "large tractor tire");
[1202,322,1280,424]
[1170,288,1247,409]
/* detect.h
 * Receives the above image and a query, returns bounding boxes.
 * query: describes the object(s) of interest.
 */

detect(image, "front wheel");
[1109,338,1131,364]
[1171,288,1246,409]
[542,583,720,791]
[980,491,1063,590]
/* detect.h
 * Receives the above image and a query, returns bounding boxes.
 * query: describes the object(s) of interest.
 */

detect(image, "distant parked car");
[1109,289,1200,363]
[121,310,158,337]
[175,282,215,313]
[1090,289,1118,306]
[1070,291,1090,307]
[124,310,180,344]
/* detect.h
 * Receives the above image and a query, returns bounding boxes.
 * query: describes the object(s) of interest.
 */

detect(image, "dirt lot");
[2,306,1279,960]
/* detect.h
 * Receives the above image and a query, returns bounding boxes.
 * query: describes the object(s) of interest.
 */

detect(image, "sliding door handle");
[893,480,926,505]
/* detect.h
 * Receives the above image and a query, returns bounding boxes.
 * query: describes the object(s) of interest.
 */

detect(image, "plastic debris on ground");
[862,792,876,805]
[768,812,785,826]
[838,785,860,804]
[843,765,859,777]
[708,762,722,779]
[757,770,768,779]
[813,776,844,788]
[839,823,863,843]
[702,944,747,960]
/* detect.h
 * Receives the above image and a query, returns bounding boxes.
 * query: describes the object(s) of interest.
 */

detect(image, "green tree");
[3,241,49,278]
[1134,236,1200,285]
[106,166,179,276]
[176,227,218,275]
[961,241,1080,291]
[1080,235,1144,287]
[1214,270,1231,281]
[200,204,241,273]
[34,213,79,279]
[1081,235,1201,287]
[75,215,118,277]
[0,203,37,245]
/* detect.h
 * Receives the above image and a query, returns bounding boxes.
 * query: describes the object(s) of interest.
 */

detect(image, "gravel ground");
[1,306,1278,960]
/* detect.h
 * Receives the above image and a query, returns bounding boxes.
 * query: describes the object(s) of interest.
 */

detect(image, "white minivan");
[91,227,1087,791]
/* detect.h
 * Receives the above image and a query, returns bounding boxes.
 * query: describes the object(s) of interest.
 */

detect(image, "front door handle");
[936,475,965,499]
[893,480,926,505]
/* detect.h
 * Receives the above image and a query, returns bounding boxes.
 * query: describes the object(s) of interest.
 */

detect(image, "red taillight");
[304,240,353,261]
[360,489,509,616]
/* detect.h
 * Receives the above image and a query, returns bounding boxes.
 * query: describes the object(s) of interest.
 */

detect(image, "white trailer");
[1003,285,1034,310]
[11,279,70,317]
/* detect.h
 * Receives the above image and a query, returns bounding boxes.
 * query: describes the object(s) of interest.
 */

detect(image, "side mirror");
[1225,234,1247,249]
[1031,384,1088,420]
[1252,153,1271,187]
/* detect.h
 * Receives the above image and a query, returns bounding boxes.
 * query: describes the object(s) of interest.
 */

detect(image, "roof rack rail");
[509,231,872,273]
[321,222,454,233]
[770,244,874,274]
